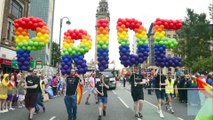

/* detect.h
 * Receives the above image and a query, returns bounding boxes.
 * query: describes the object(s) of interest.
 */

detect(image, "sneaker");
[157,109,160,113]
[3,109,9,113]
[159,111,164,118]
[96,101,98,104]
[98,115,101,120]
[165,105,169,111]
[42,107,46,112]
[138,113,143,118]
[103,110,106,116]
[85,102,90,105]
[18,106,22,109]
[10,107,15,111]
[0,110,4,113]
[170,108,174,114]
[135,114,139,118]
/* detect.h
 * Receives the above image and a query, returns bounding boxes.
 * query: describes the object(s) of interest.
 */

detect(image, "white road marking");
[112,90,116,95]
[125,88,183,120]
[144,100,158,108]
[118,97,129,108]
[49,116,56,120]
[83,90,88,95]
[177,117,184,120]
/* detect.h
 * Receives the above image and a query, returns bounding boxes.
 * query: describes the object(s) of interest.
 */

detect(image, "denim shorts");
[98,96,107,104]
[155,90,165,100]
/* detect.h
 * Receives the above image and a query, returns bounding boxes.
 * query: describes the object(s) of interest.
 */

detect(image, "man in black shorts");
[154,68,167,118]
[129,66,147,119]
[24,69,40,120]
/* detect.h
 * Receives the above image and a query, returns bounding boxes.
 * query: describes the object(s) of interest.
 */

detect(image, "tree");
[176,9,211,72]
[192,55,213,73]
[51,42,60,67]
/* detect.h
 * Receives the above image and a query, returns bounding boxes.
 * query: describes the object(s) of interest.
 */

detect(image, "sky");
[53,0,212,69]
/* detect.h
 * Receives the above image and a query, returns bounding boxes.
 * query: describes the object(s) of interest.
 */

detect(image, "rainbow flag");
[77,84,83,105]
[196,77,213,98]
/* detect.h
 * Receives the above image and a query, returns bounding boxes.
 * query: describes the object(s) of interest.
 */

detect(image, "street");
[1,82,196,120]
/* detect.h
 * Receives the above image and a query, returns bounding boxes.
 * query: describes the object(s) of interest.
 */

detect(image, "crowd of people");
[0,69,67,119]
[0,67,212,120]
[119,67,213,119]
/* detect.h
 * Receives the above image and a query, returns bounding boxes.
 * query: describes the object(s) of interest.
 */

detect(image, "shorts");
[98,96,107,104]
[155,90,165,100]
[18,94,25,101]
[25,94,37,108]
[12,94,18,103]
[88,87,96,94]
[131,88,144,102]
[7,94,13,102]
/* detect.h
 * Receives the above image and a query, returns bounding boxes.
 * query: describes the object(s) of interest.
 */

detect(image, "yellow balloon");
[37,32,42,37]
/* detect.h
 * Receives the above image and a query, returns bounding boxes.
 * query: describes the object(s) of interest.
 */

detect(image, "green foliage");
[192,55,213,73]
[176,8,211,70]
[51,42,60,67]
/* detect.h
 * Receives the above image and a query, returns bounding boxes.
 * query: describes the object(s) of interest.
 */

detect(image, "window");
[167,35,171,38]
[10,0,23,19]
[7,19,14,41]
[173,34,177,39]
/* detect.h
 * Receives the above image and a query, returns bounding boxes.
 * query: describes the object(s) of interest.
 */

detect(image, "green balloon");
[18,42,23,47]
[61,52,65,56]
[28,41,33,46]
[27,46,32,50]
[97,44,101,49]
[22,46,27,50]
[16,46,20,51]
[84,47,89,52]
[102,44,107,49]
[99,41,103,45]
[68,48,72,52]
[24,42,28,46]
[121,42,126,46]
[159,41,164,45]
[71,50,76,55]
[34,42,38,46]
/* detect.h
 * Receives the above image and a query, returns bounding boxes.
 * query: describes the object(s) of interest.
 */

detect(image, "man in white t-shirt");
[85,73,98,105]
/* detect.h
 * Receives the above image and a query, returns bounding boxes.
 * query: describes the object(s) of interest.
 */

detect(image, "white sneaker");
[18,106,22,109]
[0,110,4,113]
[157,109,160,113]
[2,109,8,113]
[9,108,15,111]
[170,108,174,114]
[159,111,164,118]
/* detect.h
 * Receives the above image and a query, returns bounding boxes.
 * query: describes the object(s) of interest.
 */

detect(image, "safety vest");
[165,78,175,94]
[39,80,44,92]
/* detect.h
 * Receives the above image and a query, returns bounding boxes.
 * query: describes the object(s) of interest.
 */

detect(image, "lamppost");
[58,17,71,74]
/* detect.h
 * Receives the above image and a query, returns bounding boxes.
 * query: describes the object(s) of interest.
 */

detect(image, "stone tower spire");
[94,0,110,65]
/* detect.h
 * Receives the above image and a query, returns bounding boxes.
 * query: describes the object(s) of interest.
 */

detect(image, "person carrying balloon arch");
[24,69,40,120]
[153,68,167,118]
[165,71,175,114]
[95,73,109,120]
[129,65,147,119]
[64,69,84,120]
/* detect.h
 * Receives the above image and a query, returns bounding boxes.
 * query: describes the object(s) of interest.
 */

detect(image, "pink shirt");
[89,77,95,88]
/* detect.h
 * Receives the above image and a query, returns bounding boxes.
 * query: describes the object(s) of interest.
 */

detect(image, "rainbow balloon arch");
[13,17,182,74]
[14,17,49,71]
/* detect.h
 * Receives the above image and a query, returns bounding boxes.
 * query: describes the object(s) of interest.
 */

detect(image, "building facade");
[28,0,54,74]
[0,0,29,73]
[95,0,110,63]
